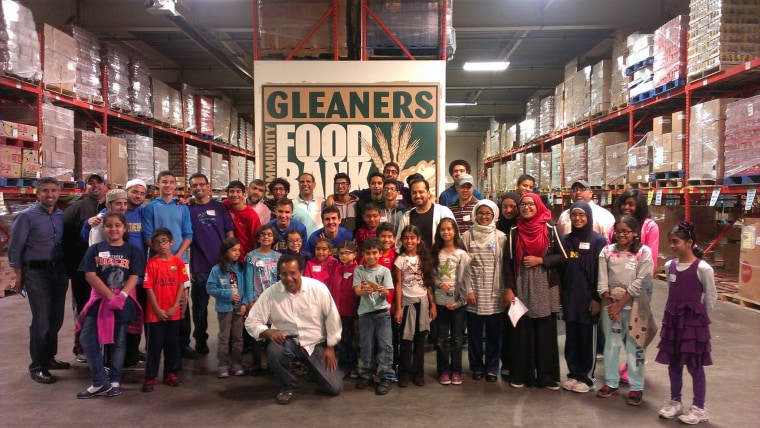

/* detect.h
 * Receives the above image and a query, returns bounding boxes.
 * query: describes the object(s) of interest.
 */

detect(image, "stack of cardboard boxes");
[590,60,612,116]
[739,219,760,301]
[74,130,108,181]
[41,104,75,181]
[688,98,740,181]
[562,136,588,187]
[587,132,627,187]
[724,95,760,178]
[627,33,655,100]
[0,0,42,81]
[42,24,77,92]
[627,133,653,184]
[65,26,102,102]
[653,112,684,173]
[653,15,688,87]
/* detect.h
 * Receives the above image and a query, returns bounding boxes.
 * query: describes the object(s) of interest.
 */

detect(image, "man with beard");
[247,179,271,225]
[296,172,324,230]
[395,178,456,250]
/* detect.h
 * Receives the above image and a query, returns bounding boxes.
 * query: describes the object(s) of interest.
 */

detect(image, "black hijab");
[496,192,520,234]
[568,201,595,280]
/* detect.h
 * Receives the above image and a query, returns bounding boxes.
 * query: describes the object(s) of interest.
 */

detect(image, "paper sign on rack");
[508,297,529,327]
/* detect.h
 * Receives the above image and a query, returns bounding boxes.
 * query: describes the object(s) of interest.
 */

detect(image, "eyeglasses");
[519,202,536,208]
[383,169,399,175]
[383,188,397,193]
[334,182,349,187]
[154,239,171,246]
[476,212,494,217]
[287,239,302,244]
[259,233,274,238]
[615,230,634,236]
[338,251,355,256]
[570,212,587,218]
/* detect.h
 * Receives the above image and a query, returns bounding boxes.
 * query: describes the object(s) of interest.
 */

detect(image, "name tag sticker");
[380,216,388,223]
[206,210,215,216]
[463,215,471,222]
[669,273,677,283]
[312,265,321,272]
[343,272,353,279]
[98,251,110,258]
[625,261,637,270]
[256,261,266,267]
[579,242,590,250]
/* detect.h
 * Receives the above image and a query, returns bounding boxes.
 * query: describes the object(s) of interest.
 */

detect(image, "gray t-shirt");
[353,265,394,315]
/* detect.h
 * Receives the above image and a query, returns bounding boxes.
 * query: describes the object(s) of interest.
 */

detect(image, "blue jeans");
[435,305,465,375]
[466,311,503,375]
[359,310,394,380]
[24,264,68,371]
[267,339,343,395]
[80,299,134,386]
[336,316,358,373]
[191,272,210,344]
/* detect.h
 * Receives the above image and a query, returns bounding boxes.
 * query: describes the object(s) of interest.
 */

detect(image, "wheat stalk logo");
[360,121,421,170]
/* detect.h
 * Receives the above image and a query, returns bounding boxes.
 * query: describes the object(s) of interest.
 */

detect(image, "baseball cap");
[571,180,590,189]
[106,189,128,203]
[456,173,474,187]
[126,178,147,190]
[86,173,104,183]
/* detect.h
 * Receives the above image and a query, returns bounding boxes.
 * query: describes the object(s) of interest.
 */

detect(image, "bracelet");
[119,291,128,298]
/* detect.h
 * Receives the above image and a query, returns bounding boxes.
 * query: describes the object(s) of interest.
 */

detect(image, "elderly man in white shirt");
[245,255,343,405]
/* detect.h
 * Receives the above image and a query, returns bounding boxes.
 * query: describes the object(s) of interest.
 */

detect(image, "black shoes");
[375,379,392,395]
[31,370,56,384]
[48,359,71,370]
[195,342,210,355]
[181,345,198,359]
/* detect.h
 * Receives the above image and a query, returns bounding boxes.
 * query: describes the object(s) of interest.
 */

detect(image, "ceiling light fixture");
[463,61,510,72]
[445,121,459,131]
[445,102,478,107]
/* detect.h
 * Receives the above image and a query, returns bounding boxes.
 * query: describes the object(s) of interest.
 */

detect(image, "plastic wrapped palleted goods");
[539,96,555,137]
[42,25,76,88]
[587,132,627,187]
[590,60,612,116]
[653,15,688,87]
[551,144,562,191]
[0,0,42,81]
[129,54,152,118]
[181,83,197,133]
[119,134,154,185]
[63,26,102,102]
[724,95,760,177]
[102,44,130,112]
[562,136,588,187]
[213,97,231,143]
[688,98,740,181]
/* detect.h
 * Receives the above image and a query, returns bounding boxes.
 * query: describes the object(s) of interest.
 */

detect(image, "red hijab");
[516,193,551,267]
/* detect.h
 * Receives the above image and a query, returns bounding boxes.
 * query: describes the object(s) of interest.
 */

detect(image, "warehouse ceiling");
[21,0,688,136]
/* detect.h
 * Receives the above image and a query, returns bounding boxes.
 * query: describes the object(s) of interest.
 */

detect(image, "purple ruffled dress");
[655,260,712,366]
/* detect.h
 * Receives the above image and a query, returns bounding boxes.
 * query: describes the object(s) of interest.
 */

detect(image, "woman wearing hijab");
[461,199,507,382]
[496,192,520,376]
[502,192,568,390]
[560,201,607,393]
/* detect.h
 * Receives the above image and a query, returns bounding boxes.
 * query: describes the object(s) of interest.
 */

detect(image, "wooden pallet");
[629,181,653,189]
[77,93,105,106]
[60,181,80,190]
[43,83,76,98]
[687,179,717,186]
[720,293,760,312]
[609,101,629,113]
[605,183,627,190]
[687,64,735,83]
[655,178,682,188]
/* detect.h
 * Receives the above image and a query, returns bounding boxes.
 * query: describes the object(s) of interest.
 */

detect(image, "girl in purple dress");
[655,221,717,425]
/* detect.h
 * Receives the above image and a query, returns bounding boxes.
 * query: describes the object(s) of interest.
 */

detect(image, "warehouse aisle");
[1,280,757,427]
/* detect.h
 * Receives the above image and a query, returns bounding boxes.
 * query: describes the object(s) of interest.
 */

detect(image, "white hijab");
[471,199,498,235]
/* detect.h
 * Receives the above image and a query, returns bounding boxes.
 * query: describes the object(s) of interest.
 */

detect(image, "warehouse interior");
[1,0,760,425]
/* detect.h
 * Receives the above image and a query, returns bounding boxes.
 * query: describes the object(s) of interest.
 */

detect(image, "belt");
[24,260,61,269]
[365,308,390,316]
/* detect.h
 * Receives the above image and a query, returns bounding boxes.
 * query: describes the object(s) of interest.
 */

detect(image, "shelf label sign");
[746,188,757,211]
[709,187,721,206]
[261,84,440,198]
[655,188,663,206]
[647,190,655,205]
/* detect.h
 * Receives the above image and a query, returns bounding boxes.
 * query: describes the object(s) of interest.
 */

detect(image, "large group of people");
[7,159,717,424]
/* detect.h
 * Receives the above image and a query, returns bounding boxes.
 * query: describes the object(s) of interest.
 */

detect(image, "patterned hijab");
[516,192,551,266]
[568,201,595,280]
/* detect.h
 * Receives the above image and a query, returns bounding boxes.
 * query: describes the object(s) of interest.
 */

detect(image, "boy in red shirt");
[142,228,189,392]
[354,202,382,261]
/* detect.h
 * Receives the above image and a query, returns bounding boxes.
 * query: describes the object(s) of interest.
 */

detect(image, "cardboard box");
[0,146,22,163]
[738,219,760,301]
[107,136,128,186]
[0,161,21,178]
[671,111,686,138]
[653,115,672,135]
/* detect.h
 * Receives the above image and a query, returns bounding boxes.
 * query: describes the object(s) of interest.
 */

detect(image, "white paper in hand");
[508,297,528,327]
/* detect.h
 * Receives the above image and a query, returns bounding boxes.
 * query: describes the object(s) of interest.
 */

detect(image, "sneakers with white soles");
[678,405,708,425]
[562,379,578,391]
[658,400,682,419]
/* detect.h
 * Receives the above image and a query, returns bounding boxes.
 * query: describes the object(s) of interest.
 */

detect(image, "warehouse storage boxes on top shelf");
[688,98,740,184]
[365,0,455,58]
[0,0,42,82]
[587,132,627,188]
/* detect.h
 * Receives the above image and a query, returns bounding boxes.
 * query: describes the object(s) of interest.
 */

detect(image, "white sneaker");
[658,400,682,419]
[217,366,230,378]
[678,405,708,425]
[562,379,578,391]
[232,364,245,376]
[572,381,591,393]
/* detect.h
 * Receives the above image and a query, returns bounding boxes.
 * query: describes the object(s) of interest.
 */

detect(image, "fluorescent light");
[445,102,478,107]
[445,122,459,131]
[463,61,510,72]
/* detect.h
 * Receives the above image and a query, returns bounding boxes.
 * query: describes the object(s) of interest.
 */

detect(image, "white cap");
[126,178,147,190]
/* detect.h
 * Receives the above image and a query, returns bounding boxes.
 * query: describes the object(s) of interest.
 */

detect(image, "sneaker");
[627,390,643,406]
[572,382,591,393]
[75,354,87,363]
[438,373,451,385]
[232,364,245,376]
[391,374,398,383]
[48,358,71,370]
[562,379,578,391]
[500,368,510,376]
[412,375,425,386]
[678,405,708,425]
[349,369,360,379]
[218,366,230,378]
[509,382,524,389]
[486,373,499,383]
[620,369,629,384]
[106,386,122,397]
[123,361,145,370]
[375,379,391,395]
[356,377,370,389]
[545,382,560,391]
[275,391,294,405]
[659,400,683,419]
[451,373,462,385]
[596,353,604,361]
[195,341,210,355]
[596,385,619,398]
[397,376,409,388]
[164,372,182,387]
[76,384,111,399]
[141,378,156,392]
[181,345,198,360]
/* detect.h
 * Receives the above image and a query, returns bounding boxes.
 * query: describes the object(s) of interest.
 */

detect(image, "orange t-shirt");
[143,255,189,323]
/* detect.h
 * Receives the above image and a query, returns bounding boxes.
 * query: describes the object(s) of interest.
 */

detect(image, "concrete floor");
[1,280,758,427]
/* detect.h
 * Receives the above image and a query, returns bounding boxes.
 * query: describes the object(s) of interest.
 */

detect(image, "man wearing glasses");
[187,173,235,355]
[266,177,318,236]
[324,173,359,232]
[380,179,408,235]
[382,162,413,209]
[438,160,484,207]
[557,180,615,239]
